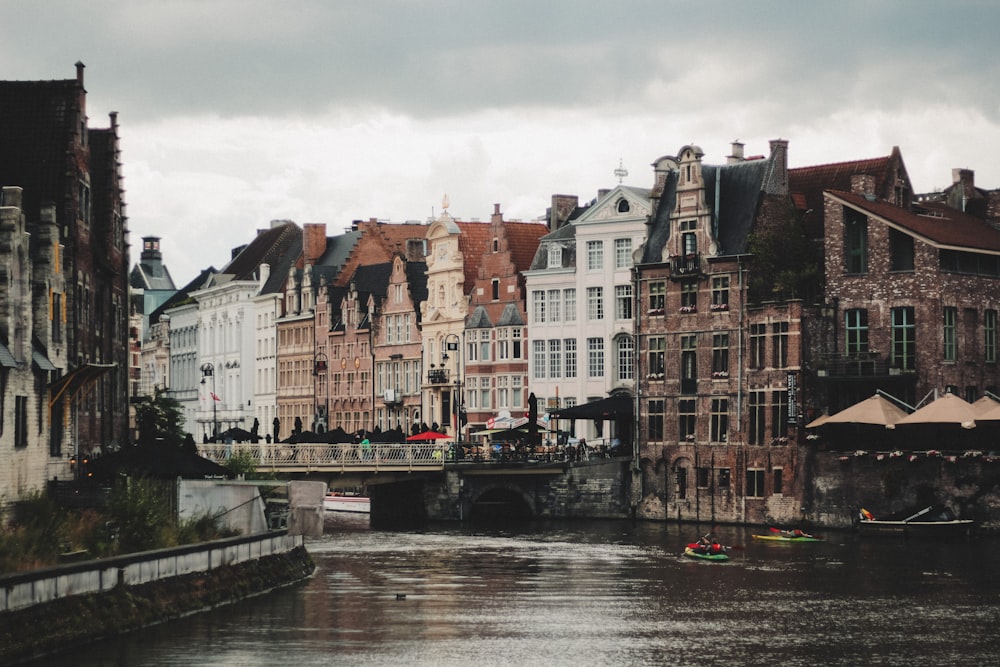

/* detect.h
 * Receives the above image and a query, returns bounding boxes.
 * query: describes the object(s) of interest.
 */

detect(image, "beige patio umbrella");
[972,395,1000,415]
[890,393,977,429]
[805,413,830,428]
[824,394,908,426]
[975,402,1000,422]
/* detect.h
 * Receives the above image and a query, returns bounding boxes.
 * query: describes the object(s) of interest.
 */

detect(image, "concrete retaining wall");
[0,531,303,613]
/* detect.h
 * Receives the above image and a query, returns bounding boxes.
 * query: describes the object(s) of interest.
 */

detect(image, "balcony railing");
[670,253,700,276]
[428,368,450,384]
[816,353,892,378]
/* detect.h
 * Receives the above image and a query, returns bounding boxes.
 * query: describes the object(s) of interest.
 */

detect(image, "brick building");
[0,63,129,471]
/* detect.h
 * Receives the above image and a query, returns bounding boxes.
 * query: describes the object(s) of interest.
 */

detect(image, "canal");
[32,515,1000,666]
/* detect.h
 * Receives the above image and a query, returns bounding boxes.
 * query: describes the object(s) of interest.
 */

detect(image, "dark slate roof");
[704,158,772,255]
[149,267,217,325]
[405,260,429,323]
[222,221,302,282]
[467,306,493,329]
[350,262,393,312]
[830,190,1000,253]
[0,73,80,220]
[130,262,176,291]
[496,303,525,326]
[641,157,769,263]
[641,170,679,264]
[529,221,577,270]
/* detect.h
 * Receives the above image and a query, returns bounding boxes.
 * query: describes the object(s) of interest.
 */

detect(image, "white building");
[524,185,651,443]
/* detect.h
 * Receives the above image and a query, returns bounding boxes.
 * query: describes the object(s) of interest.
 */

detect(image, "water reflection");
[37,516,1000,666]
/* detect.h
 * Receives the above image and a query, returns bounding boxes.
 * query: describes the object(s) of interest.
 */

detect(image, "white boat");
[324,493,370,513]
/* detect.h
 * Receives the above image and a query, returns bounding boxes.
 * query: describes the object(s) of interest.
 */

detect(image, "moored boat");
[856,505,973,538]
[324,493,371,513]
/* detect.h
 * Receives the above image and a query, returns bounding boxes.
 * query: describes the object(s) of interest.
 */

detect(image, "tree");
[134,387,187,448]
[746,208,823,305]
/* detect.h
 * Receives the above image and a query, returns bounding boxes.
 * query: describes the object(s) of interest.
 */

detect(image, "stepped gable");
[0,73,80,219]
[830,189,1000,252]
[333,220,426,288]
[456,221,491,289]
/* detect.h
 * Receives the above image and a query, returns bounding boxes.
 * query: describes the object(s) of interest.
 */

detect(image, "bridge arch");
[469,484,534,520]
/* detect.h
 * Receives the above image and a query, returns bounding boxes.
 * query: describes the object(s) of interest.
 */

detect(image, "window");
[711,398,728,442]
[712,333,729,377]
[616,198,630,214]
[548,339,562,378]
[497,376,509,409]
[15,396,28,448]
[615,238,633,269]
[718,468,731,489]
[497,328,511,360]
[944,307,957,361]
[564,339,577,378]
[845,208,868,274]
[587,287,604,320]
[564,289,576,322]
[750,324,766,369]
[772,322,789,369]
[892,307,916,370]
[547,290,561,322]
[675,467,688,500]
[773,469,784,495]
[649,281,665,312]
[711,277,729,311]
[772,389,788,439]
[681,335,697,394]
[681,219,697,255]
[648,399,664,442]
[697,467,711,488]
[746,469,766,498]
[845,309,869,356]
[889,229,915,271]
[615,285,633,320]
[986,309,997,363]
[51,292,63,343]
[616,336,634,381]
[491,279,500,300]
[548,244,562,269]
[587,338,605,377]
[512,328,522,359]
[749,390,766,445]
[587,240,604,270]
[680,280,697,312]
[532,290,545,323]
[533,340,546,379]
[679,399,695,441]
[648,336,665,375]
[479,330,491,361]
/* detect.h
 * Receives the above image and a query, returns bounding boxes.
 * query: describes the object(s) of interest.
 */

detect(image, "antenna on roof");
[614,158,628,184]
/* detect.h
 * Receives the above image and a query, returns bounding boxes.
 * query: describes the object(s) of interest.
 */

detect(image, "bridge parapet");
[197,442,447,473]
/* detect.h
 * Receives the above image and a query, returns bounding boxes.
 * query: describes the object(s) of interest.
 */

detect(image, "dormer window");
[547,244,562,269]
[617,198,630,213]
[492,238,500,252]
[680,220,697,255]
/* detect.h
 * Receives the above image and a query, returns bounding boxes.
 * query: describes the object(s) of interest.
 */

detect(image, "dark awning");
[49,363,117,408]
[550,395,633,421]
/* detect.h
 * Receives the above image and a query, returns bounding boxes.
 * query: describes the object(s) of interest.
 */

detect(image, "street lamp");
[313,352,328,432]
[443,332,464,442]
[200,362,218,441]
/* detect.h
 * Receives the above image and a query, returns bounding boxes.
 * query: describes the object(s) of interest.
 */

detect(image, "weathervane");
[614,158,628,184]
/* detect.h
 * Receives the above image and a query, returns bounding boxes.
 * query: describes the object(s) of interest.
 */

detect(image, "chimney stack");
[727,141,745,164]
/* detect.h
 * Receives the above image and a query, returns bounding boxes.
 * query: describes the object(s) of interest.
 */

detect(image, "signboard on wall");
[787,372,798,424]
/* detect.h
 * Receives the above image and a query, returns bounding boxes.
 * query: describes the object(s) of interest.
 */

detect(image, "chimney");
[75,61,85,85]
[259,263,271,289]
[492,203,503,224]
[598,188,611,201]
[303,223,327,266]
[764,139,789,196]
[549,194,579,231]
[727,141,745,164]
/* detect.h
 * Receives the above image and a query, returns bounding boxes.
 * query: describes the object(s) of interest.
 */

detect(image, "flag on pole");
[211,392,221,402]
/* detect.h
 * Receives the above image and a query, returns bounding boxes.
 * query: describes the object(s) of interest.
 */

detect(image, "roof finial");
[442,194,450,212]
[614,158,628,184]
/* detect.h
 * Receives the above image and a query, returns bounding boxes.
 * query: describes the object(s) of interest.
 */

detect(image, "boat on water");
[683,544,729,561]
[856,505,973,538]
[752,528,822,542]
[324,493,371,513]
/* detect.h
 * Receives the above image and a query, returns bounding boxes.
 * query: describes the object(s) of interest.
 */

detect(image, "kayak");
[752,534,822,542]
[683,545,729,561]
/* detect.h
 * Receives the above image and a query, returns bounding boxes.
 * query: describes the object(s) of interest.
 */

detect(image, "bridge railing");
[197,441,447,472]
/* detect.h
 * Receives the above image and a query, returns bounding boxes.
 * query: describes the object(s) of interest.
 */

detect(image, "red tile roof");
[790,155,894,216]
[456,221,492,288]
[830,190,1000,253]
[502,221,549,272]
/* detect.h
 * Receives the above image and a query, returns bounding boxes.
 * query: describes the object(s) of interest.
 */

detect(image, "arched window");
[617,198,630,213]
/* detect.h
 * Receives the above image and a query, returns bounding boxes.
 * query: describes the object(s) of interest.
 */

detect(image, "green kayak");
[752,534,822,542]
[684,546,730,561]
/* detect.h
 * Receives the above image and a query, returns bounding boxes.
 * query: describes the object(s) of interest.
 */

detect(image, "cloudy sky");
[5,1,1000,285]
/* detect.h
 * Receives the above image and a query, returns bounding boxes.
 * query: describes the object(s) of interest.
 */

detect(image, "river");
[32,514,1000,666]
